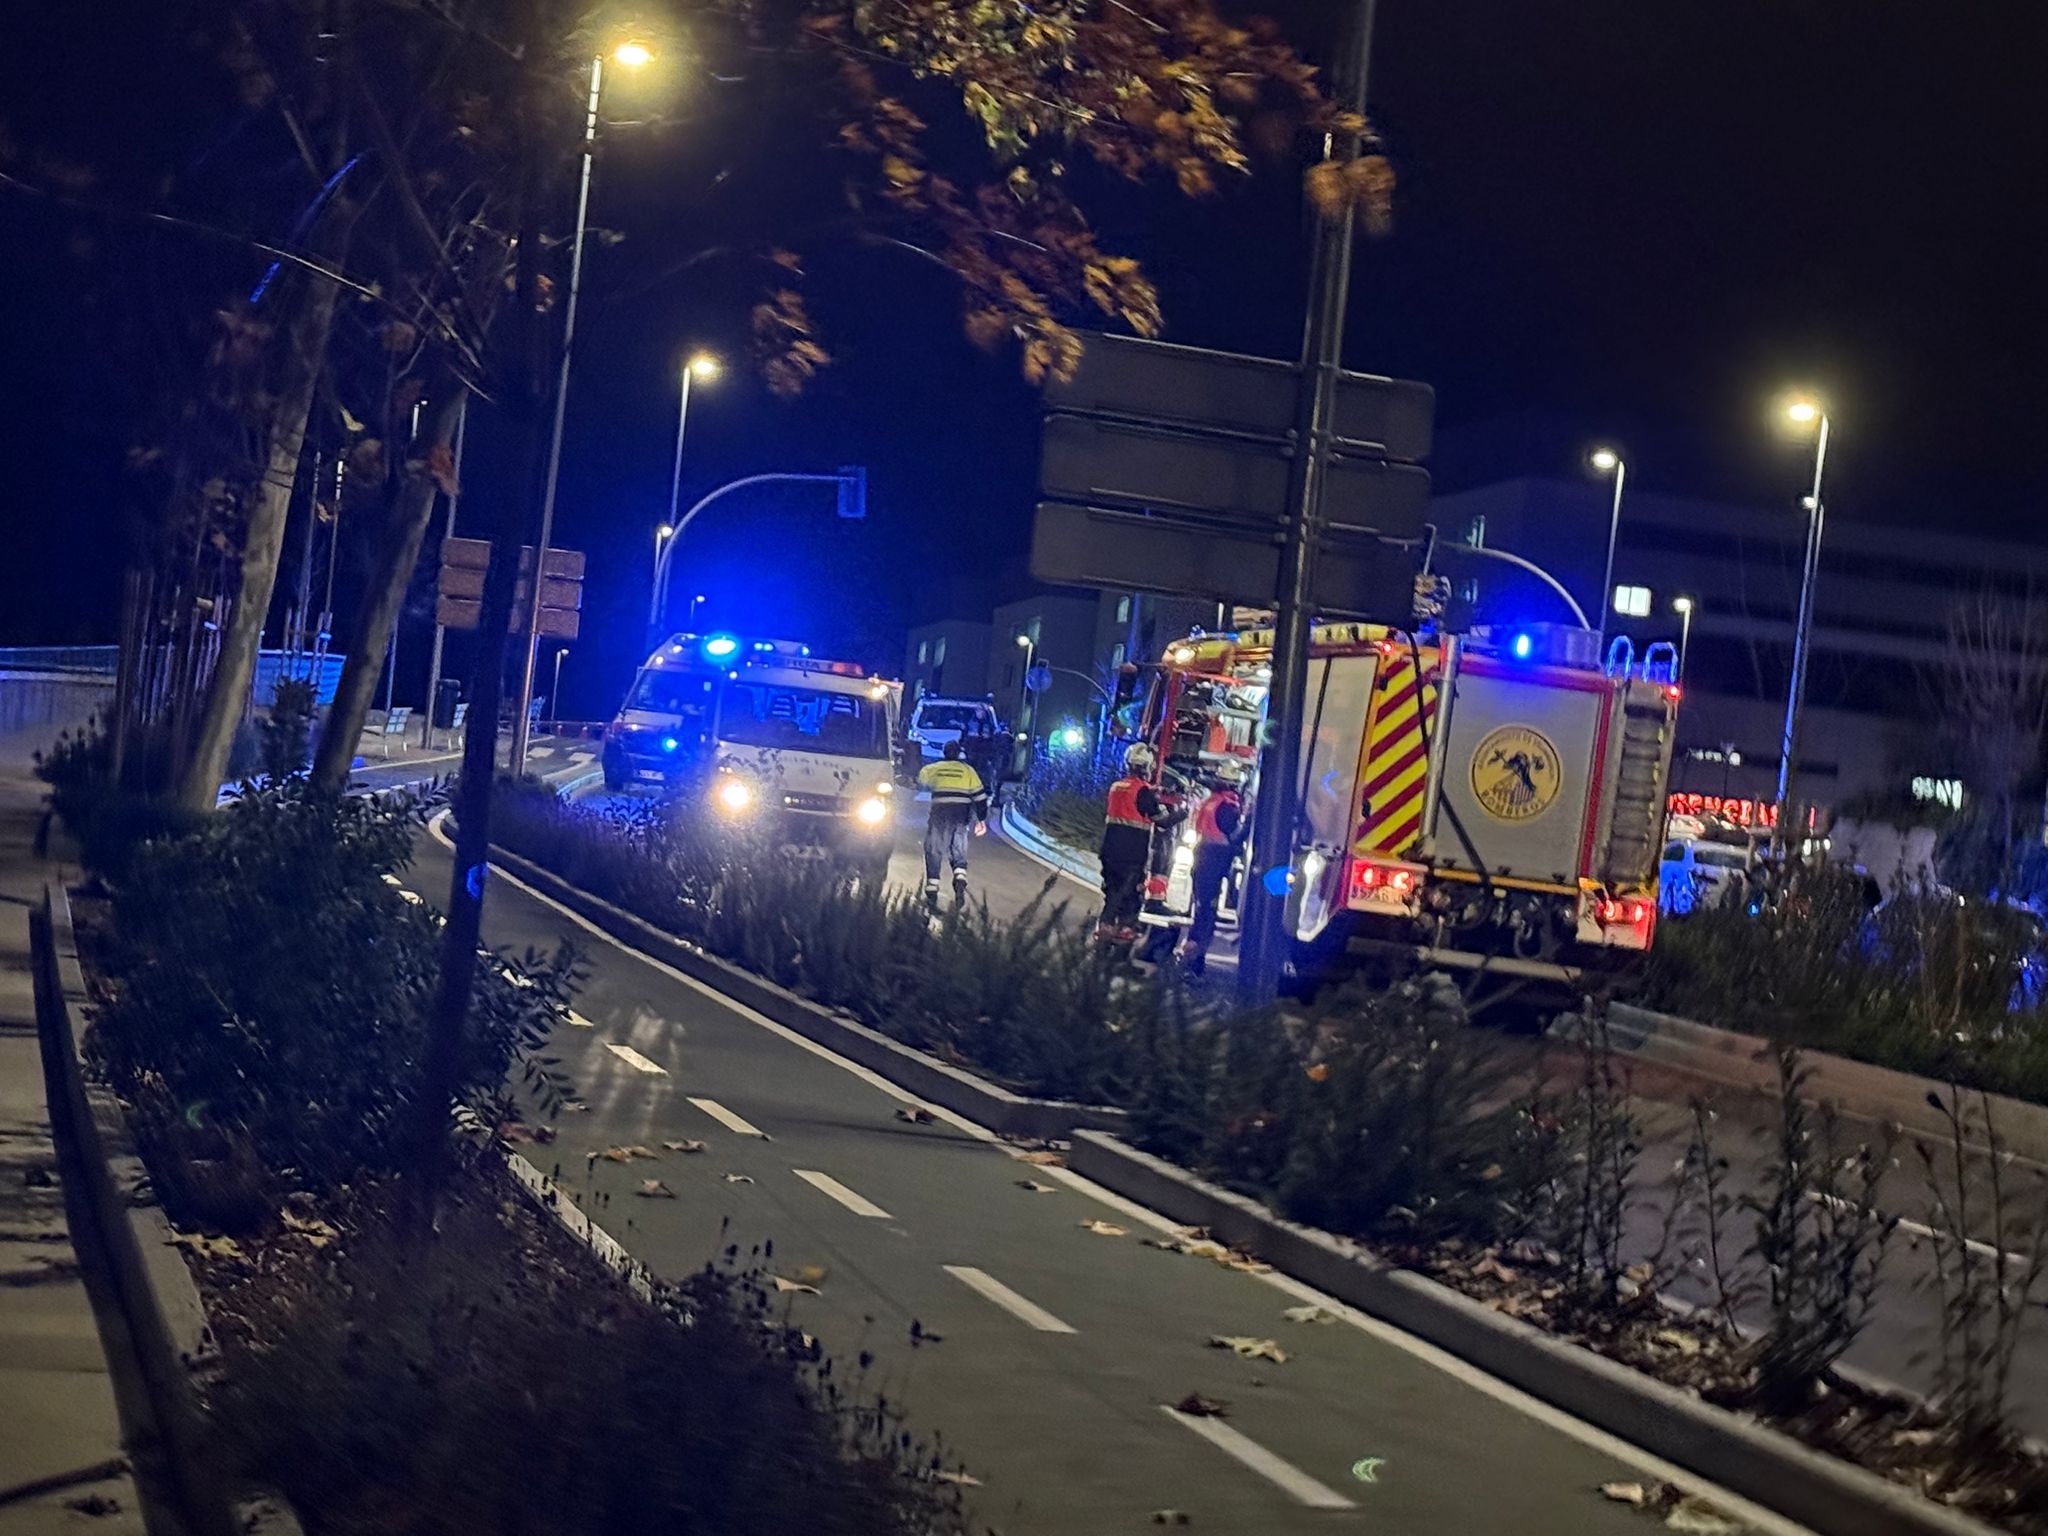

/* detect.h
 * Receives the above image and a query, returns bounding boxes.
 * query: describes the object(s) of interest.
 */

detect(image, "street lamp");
[550,645,570,732]
[648,351,723,632]
[1671,595,1695,681]
[1774,393,1832,857]
[1014,632,1036,743]
[508,37,654,776]
[688,593,707,628]
[1588,445,1627,642]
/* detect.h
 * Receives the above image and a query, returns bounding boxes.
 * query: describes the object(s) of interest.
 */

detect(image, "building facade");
[903,619,991,705]
[1430,476,2048,821]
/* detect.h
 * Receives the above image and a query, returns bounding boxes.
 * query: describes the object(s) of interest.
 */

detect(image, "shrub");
[88,780,573,1226]
[206,1164,970,1536]
[1012,746,1113,850]
[36,723,200,878]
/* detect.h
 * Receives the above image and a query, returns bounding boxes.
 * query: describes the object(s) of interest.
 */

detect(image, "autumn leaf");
[424,442,459,498]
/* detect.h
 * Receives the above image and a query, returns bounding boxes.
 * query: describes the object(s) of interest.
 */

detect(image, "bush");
[1643,866,2048,1105]
[1012,746,1113,851]
[491,781,1139,1104]
[1131,974,1513,1241]
[206,1163,970,1536]
[88,780,574,1227]
[36,723,201,878]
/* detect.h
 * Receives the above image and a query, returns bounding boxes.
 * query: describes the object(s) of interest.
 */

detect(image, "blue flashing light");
[702,633,740,660]
[1261,864,1295,898]
[661,736,680,753]
[1510,632,1534,661]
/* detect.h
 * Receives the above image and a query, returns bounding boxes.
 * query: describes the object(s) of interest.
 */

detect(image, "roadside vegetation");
[1645,865,2048,1106]
[1010,747,1115,854]
[63,764,972,1536]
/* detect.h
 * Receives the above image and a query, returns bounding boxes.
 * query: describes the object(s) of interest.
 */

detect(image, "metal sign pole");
[1238,0,1378,1003]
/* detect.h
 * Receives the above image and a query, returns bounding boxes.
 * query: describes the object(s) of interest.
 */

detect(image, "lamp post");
[1013,632,1036,745]
[1774,395,1832,857]
[508,38,654,776]
[1588,446,1627,641]
[647,352,720,632]
[1672,595,1695,681]
[688,593,707,628]
[550,645,569,733]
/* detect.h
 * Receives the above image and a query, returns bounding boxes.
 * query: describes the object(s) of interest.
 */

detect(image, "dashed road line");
[687,1096,765,1137]
[602,1041,667,1075]
[941,1265,1076,1333]
[1160,1406,1356,1510]
[793,1169,892,1219]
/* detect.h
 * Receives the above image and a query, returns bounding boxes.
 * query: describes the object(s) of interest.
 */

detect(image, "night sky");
[3,1,2043,713]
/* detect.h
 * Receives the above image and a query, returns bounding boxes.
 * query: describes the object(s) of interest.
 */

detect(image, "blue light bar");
[702,633,740,660]
[1510,632,1534,661]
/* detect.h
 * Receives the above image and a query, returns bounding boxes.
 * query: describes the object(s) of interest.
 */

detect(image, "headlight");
[715,776,755,814]
[855,796,890,827]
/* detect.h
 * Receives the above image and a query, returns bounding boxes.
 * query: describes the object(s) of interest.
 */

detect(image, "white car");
[907,696,1001,762]
[1659,838,1753,916]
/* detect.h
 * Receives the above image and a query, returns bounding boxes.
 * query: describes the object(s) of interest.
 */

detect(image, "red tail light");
[1596,897,1650,926]
[1350,859,1422,904]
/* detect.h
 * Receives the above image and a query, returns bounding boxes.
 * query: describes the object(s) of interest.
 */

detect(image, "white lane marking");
[688,1096,765,1137]
[603,1041,666,1075]
[567,1009,594,1029]
[433,813,997,1142]
[794,1169,892,1219]
[431,811,1810,1536]
[942,1265,1076,1334]
[1161,1406,1355,1511]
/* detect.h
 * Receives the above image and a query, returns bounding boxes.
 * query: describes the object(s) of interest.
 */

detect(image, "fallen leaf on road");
[1079,1219,1128,1237]
[1664,1496,1745,1534]
[502,1122,556,1145]
[1600,1483,1648,1507]
[662,1139,707,1154]
[1173,1392,1228,1418]
[563,1100,590,1113]
[792,1264,829,1286]
[1209,1335,1288,1363]
[930,1470,981,1487]
[1016,1180,1057,1193]
[1224,1255,1272,1274]
[1281,1304,1337,1326]
[1017,1150,1065,1167]
[723,1173,754,1184]
[635,1179,676,1199]
[603,1145,660,1163]
[168,1232,244,1262]
[773,1276,820,1295]
[894,1106,934,1125]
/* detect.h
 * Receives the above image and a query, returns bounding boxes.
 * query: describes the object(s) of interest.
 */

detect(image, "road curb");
[1066,1129,1997,1536]
[485,842,1130,1143]
[32,882,262,1536]
[1605,1003,2048,1166]
[997,802,1099,887]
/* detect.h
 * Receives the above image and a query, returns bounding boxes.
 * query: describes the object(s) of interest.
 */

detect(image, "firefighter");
[916,741,988,909]
[1180,758,1250,975]
[1097,743,1169,944]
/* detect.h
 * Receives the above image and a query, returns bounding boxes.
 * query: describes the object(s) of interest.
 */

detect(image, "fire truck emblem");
[1470,725,1562,822]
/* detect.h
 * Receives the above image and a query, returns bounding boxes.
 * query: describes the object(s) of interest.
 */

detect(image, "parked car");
[1659,837,1754,916]
[906,695,1001,763]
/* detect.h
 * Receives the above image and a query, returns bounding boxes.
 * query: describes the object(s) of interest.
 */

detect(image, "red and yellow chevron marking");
[1355,646,1442,858]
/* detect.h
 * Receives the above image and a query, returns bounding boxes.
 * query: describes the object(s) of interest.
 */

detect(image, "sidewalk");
[0,756,145,1532]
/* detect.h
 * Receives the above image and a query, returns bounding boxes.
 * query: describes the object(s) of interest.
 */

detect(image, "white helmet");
[1212,757,1251,787]
[1123,743,1157,775]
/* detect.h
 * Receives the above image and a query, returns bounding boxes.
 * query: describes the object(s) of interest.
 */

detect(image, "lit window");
[1110,642,1126,670]
[1612,584,1652,619]
[934,637,947,666]
[917,641,930,665]
[1911,776,1964,810]
[1115,596,1131,624]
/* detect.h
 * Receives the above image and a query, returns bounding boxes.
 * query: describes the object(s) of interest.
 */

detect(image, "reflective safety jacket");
[1193,789,1244,846]
[918,759,989,824]
[1105,776,1156,830]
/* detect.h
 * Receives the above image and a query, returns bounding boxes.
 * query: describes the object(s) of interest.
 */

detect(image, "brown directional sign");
[1039,415,1431,535]
[1031,503,1415,620]
[1044,330,1435,462]
[436,537,583,639]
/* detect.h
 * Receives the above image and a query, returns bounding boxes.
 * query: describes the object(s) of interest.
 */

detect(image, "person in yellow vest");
[916,741,989,909]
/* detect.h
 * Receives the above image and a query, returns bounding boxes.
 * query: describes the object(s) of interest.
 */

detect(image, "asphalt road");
[403,817,1808,1536]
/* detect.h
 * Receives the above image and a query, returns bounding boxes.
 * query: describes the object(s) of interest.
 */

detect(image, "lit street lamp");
[1672,594,1695,680]
[509,38,655,776]
[648,352,722,632]
[1014,632,1037,744]
[688,592,707,628]
[1774,394,1832,856]
[1588,445,1626,641]
[550,645,570,732]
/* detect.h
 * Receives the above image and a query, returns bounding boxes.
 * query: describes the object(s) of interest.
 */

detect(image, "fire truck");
[1127,619,1680,998]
